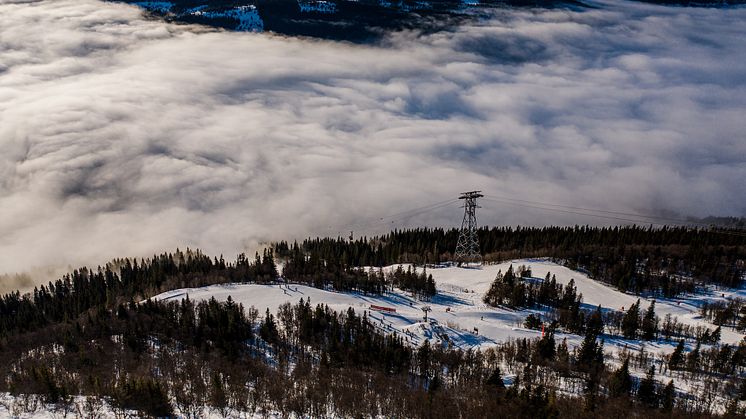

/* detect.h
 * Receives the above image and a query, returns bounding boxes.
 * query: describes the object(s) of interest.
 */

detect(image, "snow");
[298,0,338,13]
[152,259,746,355]
[155,279,535,350]
[133,1,173,13]
[9,260,743,416]
[185,5,208,14]
[192,6,264,32]
[130,2,264,32]
[401,1,431,11]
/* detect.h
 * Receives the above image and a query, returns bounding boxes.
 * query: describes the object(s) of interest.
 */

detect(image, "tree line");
[275,225,746,296]
[484,265,722,346]
[0,248,277,339]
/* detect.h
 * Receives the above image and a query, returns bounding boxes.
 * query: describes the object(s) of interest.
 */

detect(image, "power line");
[481,196,746,238]
[482,196,674,225]
[327,198,460,236]
[319,192,746,240]
[482,194,708,227]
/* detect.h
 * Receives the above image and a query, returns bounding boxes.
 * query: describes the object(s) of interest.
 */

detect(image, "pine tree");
[608,358,632,398]
[483,270,504,306]
[710,326,721,344]
[428,372,442,395]
[486,366,505,389]
[417,340,432,377]
[660,380,675,412]
[595,339,605,366]
[209,373,227,413]
[637,366,658,408]
[425,274,436,298]
[668,339,685,371]
[641,300,658,341]
[586,305,604,337]
[556,338,570,367]
[686,341,700,372]
[584,375,599,412]
[259,308,279,344]
[524,313,542,330]
[578,332,597,365]
[621,299,641,339]
[535,330,556,362]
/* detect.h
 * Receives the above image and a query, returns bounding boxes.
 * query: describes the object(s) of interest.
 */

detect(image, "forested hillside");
[276,225,746,295]
[1,225,745,417]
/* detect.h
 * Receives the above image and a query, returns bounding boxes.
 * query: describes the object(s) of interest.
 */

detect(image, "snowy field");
[4,260,743,417]
[153,259,746,355]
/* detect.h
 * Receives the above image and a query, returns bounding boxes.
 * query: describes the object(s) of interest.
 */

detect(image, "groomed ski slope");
[153,259,745,355]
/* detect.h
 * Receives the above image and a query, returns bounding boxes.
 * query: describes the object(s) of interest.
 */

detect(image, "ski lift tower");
[421,305,431,322]
[454,191,483,265]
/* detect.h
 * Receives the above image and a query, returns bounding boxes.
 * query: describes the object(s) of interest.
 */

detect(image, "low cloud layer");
[1,0,745,287]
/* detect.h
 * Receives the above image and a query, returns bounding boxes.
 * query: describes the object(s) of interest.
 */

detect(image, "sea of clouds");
[1,0,745,291]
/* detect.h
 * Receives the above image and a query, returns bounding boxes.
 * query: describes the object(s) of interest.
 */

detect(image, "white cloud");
[1,0,745,287]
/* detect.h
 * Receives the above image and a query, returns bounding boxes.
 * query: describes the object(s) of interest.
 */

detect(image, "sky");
[0,0,745,290]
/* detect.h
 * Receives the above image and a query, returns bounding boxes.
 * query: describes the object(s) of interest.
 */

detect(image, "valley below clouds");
[1,0,745,289]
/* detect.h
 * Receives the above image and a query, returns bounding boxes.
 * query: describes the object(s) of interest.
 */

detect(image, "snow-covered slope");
[152,259,746,354]
[418,259,745,345]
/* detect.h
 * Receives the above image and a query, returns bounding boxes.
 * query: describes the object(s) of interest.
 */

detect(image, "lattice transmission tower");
[454,191,483,264]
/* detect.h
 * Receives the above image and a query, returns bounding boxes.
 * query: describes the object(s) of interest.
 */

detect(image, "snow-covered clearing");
[153,259,746,356]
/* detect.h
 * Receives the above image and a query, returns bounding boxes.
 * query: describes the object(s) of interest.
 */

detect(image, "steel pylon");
[454,191,483,264]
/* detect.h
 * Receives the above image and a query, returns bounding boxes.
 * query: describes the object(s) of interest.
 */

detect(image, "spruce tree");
[621,299,641,339]
[578,331,599,366]
[417,340,432,377]
[710,326,721,344]
[637,366,658,408]
[556,338,570,367]
[660,380,675,412]
[686,341,700,372]
[586,305,604,337]
[425,274,436,297]
[259,309,279,344]
[668,339,685,371]
[486,366,505,389]
[535,330,556,362]
[608,358,632,398]
[641,300,658,341]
